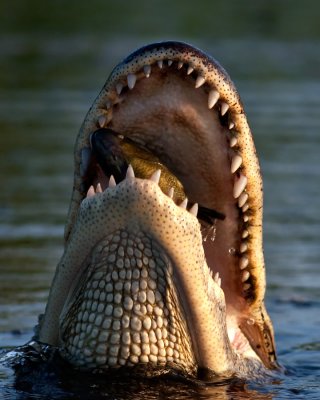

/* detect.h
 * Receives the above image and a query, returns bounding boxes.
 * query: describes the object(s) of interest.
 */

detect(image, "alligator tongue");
[90,128,225,226]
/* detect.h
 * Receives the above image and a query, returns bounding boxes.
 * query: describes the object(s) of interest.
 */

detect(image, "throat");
[59,229,196,374]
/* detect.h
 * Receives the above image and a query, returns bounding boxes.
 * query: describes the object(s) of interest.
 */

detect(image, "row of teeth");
[87,58,251,293]
[86,164,224,289]
[86,164,198,216]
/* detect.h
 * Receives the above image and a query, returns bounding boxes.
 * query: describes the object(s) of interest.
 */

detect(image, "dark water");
[1,4,320,397]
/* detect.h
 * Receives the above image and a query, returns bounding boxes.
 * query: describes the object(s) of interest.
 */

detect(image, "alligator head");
[37,41,277,378]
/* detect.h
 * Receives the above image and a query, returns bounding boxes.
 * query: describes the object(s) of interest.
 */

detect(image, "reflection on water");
[0,34,319,398]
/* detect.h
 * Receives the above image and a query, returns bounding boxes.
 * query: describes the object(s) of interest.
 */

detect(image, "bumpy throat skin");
[37,41,278,379]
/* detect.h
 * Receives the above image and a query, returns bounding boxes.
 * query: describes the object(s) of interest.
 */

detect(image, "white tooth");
[167,60,173,66]
[230,137,238,148]
[242,230,249,239]
[208,90,220,109]
[177,61,183,69]
[96,183,102,193]
[231,154,242,174]
[233,174,248,199]
[80,147,91,177]
[240,242,248,253]
[187,66,194,75]
[106,100,112,109]
[242,203,249,212]
[87,185,95,198]
[98,115,107,128]
[241,270,250,282]
[143,65,151,78]
[220,102,229,116]
[195,76,205,88]
[243,283,251,290]
[189,203,198,217]
[168,187,174,199]
[116,83,123,95]
[238,192,248,208]
[127,73,137,89]
[157,60,163,69]
[126,164,135,179]
[229,121,235,129]
[150,169,161,184]
[214,272,221,287]
[243,214,249,222]
[109,175,116,188]
[179,198,188,209]
[239,257,249,270]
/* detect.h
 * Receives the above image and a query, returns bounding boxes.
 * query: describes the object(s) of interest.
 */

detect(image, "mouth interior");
[78,63,257,361]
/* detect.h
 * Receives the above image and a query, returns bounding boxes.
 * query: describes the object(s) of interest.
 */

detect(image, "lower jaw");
[59,229,197,375]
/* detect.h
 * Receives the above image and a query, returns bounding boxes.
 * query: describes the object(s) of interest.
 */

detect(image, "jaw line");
[40,176,238,375]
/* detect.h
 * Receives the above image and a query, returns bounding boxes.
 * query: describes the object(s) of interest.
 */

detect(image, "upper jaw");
[56,41,276,370]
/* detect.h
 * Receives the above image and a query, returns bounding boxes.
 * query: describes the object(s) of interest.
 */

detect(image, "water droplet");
[228,247,236,255]
[247,318,255,325]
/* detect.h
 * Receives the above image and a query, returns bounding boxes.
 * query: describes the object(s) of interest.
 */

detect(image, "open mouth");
[38,41,277,377]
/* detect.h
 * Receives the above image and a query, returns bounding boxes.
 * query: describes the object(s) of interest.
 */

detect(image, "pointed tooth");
[127,73,137,90]
[241,270,250,282]
[229,121,235,130]
[233,174,248,199]
[230,137,238,148]
[167,60,173,66]
[189,203,198,217]
[116,82,123,95]
[179,198,188,209]
[109,175,116,188]
[106,100,112,109]
[239,257,249,270]
[98,115,107,128]
[80,147,91,177]
[126,164,135,179]
[87,185,95,198]
[242,230,249,239]
[96,183,102,193]
[243,283,251,290]
[243,214,249,222]
[240,242,248,253]
[220,102,229,116]
[214,272,221,287]
[177,61,183,69]
[242,203,249,212]
[157,60,163,69]
[187,66,194,75]
[208,89,220,109]
[168,187,174,199]
[195,76,205,88]
[231,154,242,174]
[143,65,151,78]
[238,192,248,208]
[150,169,161,184]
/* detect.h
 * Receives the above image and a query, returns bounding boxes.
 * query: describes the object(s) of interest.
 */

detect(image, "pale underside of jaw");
[55,166,257,376]
[79,165,259,371]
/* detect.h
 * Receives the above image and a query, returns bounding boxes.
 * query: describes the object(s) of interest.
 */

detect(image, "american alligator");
[34,41,278,379]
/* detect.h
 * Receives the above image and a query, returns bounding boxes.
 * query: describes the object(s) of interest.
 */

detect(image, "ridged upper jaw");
[64,41,276,369]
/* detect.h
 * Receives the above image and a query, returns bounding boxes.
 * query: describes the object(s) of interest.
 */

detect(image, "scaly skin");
[37,41,277,378]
